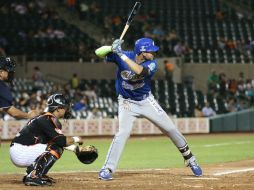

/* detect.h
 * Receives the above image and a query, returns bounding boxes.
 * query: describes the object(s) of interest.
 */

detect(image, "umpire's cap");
[134,38,159,55]
[45,94,72,119]
[0,56,16,82]
[0,56,16,72]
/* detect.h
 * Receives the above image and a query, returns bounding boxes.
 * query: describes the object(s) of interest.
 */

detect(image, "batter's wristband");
[120,54,128,61]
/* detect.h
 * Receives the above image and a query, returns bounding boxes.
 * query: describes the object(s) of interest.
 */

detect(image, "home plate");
[183,177,219,180]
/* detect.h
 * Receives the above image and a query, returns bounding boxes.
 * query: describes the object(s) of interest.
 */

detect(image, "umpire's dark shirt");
[12,112,67,147]
[0,80,13,109]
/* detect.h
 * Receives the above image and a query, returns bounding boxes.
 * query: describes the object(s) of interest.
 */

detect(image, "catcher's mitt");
[76,145,98,164]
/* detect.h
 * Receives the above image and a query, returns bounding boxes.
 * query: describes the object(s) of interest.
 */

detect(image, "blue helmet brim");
[146,45,159,52]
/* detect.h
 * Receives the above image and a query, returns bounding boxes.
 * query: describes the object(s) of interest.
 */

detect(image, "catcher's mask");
[0,56,16,83]
[45,94,72,119]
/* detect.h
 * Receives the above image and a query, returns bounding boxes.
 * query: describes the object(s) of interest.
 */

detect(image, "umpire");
[0,56,38,119]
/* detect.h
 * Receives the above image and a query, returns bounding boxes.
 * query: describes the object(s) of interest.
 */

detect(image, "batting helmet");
[0,56,16,82]
[45,94,72,119]
[134,38,159,55]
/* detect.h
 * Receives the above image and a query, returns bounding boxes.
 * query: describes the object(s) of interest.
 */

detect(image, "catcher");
[9,93,98,186]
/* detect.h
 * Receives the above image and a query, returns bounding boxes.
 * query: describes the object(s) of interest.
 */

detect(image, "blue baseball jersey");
[106,51,157,101]
[0,81,13,109]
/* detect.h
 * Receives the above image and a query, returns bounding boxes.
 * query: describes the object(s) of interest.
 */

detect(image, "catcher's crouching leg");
[23,144,63,186]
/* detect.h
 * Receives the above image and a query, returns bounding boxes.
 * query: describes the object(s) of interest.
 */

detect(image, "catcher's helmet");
[134,38,159,55]
[45,94,72,119]
[0,56,16,82]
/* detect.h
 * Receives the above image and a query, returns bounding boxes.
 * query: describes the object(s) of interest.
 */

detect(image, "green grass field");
[1,133,254,174]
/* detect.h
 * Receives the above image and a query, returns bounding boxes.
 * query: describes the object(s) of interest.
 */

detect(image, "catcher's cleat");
[98,168,113,181]
[22,176,26,183]
[42,175,56,183]
[23,175,52,186]
[186,158,202,177]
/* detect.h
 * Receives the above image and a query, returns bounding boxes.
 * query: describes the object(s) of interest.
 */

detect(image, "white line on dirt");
[2,169,173,175]
[183,184,203,188]
[214,168,254,176]
[203,141,252,147]
[183,177,219,180]
[50,168,172,174]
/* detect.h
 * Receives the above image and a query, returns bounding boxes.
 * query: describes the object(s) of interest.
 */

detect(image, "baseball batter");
[95,38,202,180]
[9,94,83,186]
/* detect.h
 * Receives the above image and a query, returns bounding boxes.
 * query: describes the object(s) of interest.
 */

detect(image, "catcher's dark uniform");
[11,112,66,147]
[10,112,67,167]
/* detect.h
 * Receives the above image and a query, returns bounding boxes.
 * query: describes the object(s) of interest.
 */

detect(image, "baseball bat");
[119,1,141,40]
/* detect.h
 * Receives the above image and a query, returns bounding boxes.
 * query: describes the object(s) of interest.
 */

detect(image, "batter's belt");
[119,91,151,101]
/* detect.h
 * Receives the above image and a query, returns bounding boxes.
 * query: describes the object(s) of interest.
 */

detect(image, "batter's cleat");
[23,175,52,186]
[98,168,113,181]
[187,160,202,177]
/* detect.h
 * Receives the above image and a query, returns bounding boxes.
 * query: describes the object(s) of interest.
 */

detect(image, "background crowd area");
[1,0,254,120]
[1,0,254,62]
[1,66,254,120]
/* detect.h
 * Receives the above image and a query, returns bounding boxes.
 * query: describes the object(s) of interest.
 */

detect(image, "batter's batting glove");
[112,39,124,57]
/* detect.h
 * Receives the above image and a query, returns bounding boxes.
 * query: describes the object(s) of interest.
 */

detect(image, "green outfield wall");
[210,108,254,132]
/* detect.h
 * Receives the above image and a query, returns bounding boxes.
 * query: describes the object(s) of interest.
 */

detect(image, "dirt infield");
[0,159,254,190]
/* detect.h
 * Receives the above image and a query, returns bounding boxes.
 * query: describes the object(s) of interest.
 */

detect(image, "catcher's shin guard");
[26,159,38,174]
[28,151,58,178]
[24,145,63,186]
[26,155,56,183]
[24,152,58,186]
[41,144,63,175]
[26,144,63,175]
